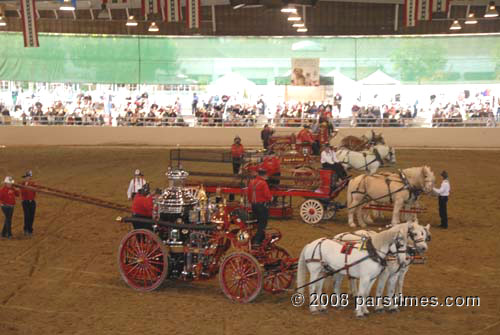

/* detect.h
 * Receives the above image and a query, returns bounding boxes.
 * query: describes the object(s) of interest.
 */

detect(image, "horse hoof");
[356,314,367,319]
[359,223,367,228]
[387,308,400,313]
[310,310,322,315]
[375,308,385,314]
[348,223,356,228]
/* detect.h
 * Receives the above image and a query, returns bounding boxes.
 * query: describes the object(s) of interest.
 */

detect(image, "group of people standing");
[0,171,37,239]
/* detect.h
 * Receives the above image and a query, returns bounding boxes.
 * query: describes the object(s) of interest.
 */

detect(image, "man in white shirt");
[127,169,146,200]
[433,170,450,229]
[320,145,347,189]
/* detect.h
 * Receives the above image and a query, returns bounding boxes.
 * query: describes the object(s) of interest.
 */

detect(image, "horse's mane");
[370,224,408,250]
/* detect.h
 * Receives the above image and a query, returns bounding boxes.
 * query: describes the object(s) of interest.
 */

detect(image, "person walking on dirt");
[20,171,37,237]
[0,176,20,239]
[127,169,146,200]
[433,170,450,229]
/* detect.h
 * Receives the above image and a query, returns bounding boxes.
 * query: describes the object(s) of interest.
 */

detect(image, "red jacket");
[247,176,272,204]
[132,194,153,217]
[21,181,36,201]
[231,144,245,158]
[297,129,314,143]
[0,186,20,206]
[262,156,281,176]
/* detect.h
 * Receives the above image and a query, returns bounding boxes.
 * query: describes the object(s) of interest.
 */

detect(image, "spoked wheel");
[263,246,294,294]
[219,252,263,303]
[300,199,324,225]
[118,229,168,292]
[292,166,317,187]
[322,205,337,221]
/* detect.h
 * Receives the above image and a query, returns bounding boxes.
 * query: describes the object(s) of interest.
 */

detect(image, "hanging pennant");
[165,0,181,22]
[418,0,432,21]
[20,0,39,47]
[432,0,449,13]
[142,0,161,17]
[404,0,417,27]
[186,0,200,29]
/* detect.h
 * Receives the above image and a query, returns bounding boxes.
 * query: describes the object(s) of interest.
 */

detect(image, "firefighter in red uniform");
[230,136,245,201]
[20,171,37,237]
[0,176,20,239]
[261,153,281,188]
[231,136,245,175]
[297,125,318,155]
[247,169,272,246]
[131,183,154,230]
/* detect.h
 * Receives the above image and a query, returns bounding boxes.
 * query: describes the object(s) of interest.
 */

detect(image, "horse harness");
[296,230,413,291]
[349,170,421,210]
[340,149,384,173]
[304,237,387,279]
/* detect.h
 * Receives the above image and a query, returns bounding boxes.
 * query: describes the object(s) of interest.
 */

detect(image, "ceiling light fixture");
[297,27,308,32]
[59,0,75,11]
[281,7,297,14]
[148,22,159,32]
[465,13,478,24]
[0,17,6,27]
[449,20,462,30]
[233,4,245,9]
[126,16,138,27]
[288,15,301,21]
[484,2,499,17]
[292,22,305,28]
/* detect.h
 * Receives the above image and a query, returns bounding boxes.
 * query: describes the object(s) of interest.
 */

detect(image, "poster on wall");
[291,58,320,86]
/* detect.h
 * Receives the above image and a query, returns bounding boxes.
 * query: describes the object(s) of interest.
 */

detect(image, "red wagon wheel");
[263,246,294,294]
[118,229,168,292]
[219,252,263,303]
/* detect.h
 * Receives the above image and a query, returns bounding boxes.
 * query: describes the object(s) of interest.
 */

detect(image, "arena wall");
[1,126,500,148]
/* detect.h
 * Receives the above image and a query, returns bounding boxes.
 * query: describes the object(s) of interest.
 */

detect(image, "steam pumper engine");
[151,168,229,279]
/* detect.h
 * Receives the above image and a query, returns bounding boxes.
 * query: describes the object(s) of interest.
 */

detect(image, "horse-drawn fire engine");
[15,169,298,303]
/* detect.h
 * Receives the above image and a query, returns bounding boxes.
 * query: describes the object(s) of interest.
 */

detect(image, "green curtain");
[0,32,498,84]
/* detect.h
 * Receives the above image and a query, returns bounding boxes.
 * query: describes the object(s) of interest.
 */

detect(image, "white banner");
[20,0,39,48]
[291,58,320,86]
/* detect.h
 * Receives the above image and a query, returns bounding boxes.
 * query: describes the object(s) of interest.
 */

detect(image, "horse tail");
[296,245,308,295]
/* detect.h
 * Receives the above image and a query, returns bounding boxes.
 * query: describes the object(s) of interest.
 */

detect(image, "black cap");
[441,171,448,179]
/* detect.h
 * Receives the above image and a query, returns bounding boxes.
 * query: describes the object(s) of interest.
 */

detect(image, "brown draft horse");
[339,130,385,151]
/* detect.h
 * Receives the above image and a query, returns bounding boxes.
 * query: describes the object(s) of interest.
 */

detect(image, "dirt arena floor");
[0,146,499,335]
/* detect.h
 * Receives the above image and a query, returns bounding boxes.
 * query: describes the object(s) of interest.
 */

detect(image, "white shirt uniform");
[127,177,146,200]
[433,179,450,196]
[321,150,339,165]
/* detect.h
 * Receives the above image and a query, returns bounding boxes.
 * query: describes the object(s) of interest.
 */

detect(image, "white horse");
[332,221,431,313]
[336,148,383,175]
[296,224,409,318]
[370,144,396,165]
[347,166,435,227]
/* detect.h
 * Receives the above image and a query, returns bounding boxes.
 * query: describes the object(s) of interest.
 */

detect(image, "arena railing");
[1,115,497,128]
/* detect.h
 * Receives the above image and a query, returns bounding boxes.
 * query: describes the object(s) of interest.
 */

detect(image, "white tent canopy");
[207,72,257,99]
[359,69,400,85]
[326,69,357,86]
